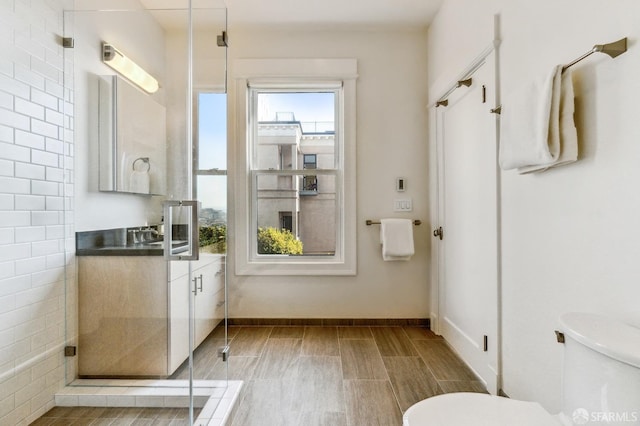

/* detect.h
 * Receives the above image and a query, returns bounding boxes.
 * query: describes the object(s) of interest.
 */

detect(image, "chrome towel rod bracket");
[563,37,627,71]
[366,219,421,226]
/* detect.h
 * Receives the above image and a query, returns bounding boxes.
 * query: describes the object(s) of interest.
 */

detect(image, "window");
[302,154,318,194]
[194,92,227,254]
[251,90,336,257]
[233,58,357,275]
[279,211,293,232]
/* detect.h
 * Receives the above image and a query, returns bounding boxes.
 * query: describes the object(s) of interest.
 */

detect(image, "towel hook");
[457,78,472,88]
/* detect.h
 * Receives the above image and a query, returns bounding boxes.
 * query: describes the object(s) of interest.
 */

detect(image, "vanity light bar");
[102,43,159,94]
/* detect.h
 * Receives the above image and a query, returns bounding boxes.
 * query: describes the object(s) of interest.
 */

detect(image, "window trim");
[232,58,357,276]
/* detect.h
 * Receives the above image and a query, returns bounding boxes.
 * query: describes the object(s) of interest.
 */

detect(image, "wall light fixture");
[102,43,159,94]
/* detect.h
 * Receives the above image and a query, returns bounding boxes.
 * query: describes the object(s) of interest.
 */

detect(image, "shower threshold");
[54,379,243,425]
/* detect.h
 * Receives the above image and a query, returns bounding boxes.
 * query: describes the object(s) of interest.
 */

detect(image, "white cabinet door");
[168,255,225,373]
[168,269,189,373]
[193,256,225,347]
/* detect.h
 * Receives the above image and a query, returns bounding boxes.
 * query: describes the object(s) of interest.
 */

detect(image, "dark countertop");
[76,226,188,256]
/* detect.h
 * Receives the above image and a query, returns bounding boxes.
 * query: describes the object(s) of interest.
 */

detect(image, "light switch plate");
[394,199,413,212]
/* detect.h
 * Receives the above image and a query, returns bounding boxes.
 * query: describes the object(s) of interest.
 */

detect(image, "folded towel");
[130,170,150,193]
[499,65,562,170]
[517,69,578,174]
[380,218,414,261]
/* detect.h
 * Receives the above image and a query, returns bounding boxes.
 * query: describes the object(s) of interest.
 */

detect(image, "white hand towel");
[129,170,150,193]
[380,218,414,261]
[518,69,578,173]
[499,65,563,170]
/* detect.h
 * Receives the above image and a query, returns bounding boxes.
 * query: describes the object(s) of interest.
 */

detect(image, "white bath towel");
[380,218,414,261]
[518,69,578,174]
[499,64,578,172]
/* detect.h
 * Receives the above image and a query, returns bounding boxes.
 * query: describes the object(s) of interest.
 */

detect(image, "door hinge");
[433,227,443,240]
[218,345,230,362]
[217,31,228,47]
[483,335,488,352]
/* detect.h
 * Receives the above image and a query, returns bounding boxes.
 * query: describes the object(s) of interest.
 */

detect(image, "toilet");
[404,312,640,426]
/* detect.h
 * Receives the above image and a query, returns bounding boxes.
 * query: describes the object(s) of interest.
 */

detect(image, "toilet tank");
[559,312,640,425]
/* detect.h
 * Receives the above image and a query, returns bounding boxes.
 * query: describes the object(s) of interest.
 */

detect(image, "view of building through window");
[254,91,337,255]
[196,91,338,256]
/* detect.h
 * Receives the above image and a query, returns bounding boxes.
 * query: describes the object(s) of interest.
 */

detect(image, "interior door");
[436,54,499,393]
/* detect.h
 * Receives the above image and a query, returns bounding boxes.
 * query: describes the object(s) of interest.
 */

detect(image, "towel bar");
[562,37,627,71]
[366,219,421,226]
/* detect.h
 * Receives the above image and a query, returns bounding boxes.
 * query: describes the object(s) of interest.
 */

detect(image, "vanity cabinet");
[168,255,225,373]
[78,253,225,378]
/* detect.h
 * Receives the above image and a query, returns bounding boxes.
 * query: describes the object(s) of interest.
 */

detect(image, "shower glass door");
[64,2,228,424]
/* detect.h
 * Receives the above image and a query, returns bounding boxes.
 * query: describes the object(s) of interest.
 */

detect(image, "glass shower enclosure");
[64,2,229,424]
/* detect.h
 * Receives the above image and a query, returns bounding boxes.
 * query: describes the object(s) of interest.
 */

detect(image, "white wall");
[428,0,640,412]
[227,28,431,319]
[0,0,74,423]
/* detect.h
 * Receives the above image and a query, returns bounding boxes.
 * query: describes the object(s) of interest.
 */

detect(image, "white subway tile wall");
[0,0,75,425]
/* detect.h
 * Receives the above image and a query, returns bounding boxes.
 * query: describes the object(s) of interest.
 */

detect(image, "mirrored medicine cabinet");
[98,74,167,195]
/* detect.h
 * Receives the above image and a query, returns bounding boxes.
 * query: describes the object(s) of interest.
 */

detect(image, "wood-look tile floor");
[32,326,486,426]
[221,326,487,426]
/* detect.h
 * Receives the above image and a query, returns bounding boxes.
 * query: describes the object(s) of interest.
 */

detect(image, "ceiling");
[137,0,444,30]
[226,0,444,29]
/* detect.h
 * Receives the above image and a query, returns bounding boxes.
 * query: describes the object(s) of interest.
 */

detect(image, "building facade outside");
[256,115,336,255]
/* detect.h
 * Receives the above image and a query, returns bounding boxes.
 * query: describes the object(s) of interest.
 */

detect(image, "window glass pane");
[255,173,336,256]
[255,92,335,171]
[197,175,227,254]
[198,93,227,171]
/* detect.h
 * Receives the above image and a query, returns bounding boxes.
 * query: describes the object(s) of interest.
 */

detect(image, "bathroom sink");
[141,240,187,246]
[138,240,190,253]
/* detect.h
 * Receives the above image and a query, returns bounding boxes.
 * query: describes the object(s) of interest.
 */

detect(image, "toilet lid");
[403,393,560,426]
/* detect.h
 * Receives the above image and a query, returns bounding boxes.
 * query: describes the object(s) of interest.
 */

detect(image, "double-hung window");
[234,59,357,275]
[194,91,227,254]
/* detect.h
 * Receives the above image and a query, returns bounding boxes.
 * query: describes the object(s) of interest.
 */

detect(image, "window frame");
[233,58,357,276]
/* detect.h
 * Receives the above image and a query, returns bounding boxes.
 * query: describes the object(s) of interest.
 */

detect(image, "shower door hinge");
[483,335,488,352]
[64,346,77,357]
[218,345,230,362]
[62,37,74,48]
